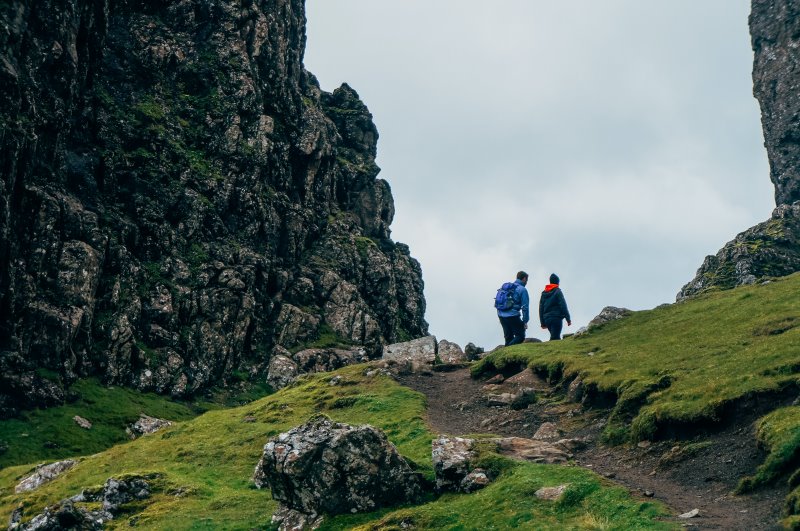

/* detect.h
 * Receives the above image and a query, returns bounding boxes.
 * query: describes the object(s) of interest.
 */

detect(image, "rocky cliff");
[678,0,800,299]
[0,0,427,416]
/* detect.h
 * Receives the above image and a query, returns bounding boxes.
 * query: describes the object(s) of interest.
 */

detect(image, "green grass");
[0,379,198,470]
[0,366,673,530]
[348,458,671,531]
[737,406,800,494]
[473,272,800,443]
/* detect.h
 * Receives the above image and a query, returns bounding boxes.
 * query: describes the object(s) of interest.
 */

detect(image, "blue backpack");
[494,282,518,311]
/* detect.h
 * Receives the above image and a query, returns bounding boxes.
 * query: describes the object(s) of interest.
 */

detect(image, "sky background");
[304,1,774,350]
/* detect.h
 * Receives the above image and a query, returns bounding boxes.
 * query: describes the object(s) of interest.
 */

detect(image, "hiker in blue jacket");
[497,271,530,346]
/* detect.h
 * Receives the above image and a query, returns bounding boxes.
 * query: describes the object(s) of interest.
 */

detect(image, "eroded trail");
[397,368,785,531]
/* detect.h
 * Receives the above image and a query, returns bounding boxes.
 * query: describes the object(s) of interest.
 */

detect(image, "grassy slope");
[0,379,199,469]
[0,378,273,470]
[474,272,800,442]
[0,366,672,530]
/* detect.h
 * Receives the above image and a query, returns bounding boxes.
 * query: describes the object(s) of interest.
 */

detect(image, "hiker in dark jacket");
[497,271,530,346]
[539,273,571,340]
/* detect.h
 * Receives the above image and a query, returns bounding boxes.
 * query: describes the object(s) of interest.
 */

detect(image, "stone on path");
[437,339,466,364]
[382,336,437,365]
[533,422,562,440]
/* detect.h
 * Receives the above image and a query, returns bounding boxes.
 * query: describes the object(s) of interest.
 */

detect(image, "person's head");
[549,273,560,285]
[516,271,529,285]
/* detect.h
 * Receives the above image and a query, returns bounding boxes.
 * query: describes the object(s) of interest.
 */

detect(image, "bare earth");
[396,367,785,530]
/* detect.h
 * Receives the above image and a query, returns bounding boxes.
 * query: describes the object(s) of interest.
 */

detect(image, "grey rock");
[437,339,465,364]
[253,416,422,518]
[292,347,368,375]
[534,484,569,501]
[382,336,437,365]
[567,376,584,402]
[485,374,505,384]
[432,436,478,492]
[73,416,92,430]
[678,508,700,519]
[271,505,324,531]
[128,415,172,438]
[12,500,104,531]
[486,393,516,407]
[678,204,800,300]
[533,422,562,441]
[460,469,491,493]
[751,1,800,206]
[13,475,152,530]
[493,437,572,463]
[585,307,631,331]
[267,353,300,390]
[464,342,485,361]
[15,460,77,493]
[677,1,800,299]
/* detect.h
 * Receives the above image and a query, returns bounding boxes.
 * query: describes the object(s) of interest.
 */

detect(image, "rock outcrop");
[10,475,153,530]
[15,460,77,494]
[677,203,800,299]
[0,0,427,415]
[252,416,422,526]
[266,345,368,390]
[127,414,172,438]
[751,0,800,207]
[679,1,800,298]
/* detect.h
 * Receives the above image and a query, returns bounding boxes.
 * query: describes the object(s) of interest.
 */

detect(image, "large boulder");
[253,416,422,524]
[382,335,437,364]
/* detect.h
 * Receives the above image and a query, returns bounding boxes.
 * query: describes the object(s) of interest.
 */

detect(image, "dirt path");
[396,368,785,530]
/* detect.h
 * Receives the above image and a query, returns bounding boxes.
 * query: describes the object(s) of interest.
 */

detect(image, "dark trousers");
[499,315,526,346]
[545,319,563,341]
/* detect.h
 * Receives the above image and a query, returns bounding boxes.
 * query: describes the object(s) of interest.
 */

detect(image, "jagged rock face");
[0,0,427,415]
[677,203,800,299]
[679,2,800,299]
[751,0,800,206]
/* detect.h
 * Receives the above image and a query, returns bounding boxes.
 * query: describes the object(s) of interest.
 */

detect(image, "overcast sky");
[304,1,774,350]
